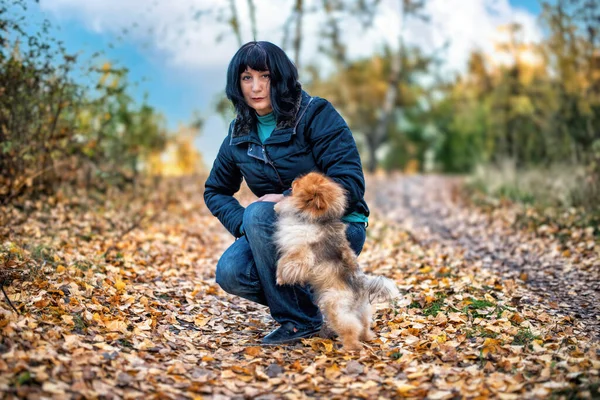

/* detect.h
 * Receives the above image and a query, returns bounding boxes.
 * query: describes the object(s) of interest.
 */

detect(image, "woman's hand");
[256,194,285,203]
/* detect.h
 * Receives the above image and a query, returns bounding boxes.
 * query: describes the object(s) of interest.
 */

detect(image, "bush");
[0,1,168,204]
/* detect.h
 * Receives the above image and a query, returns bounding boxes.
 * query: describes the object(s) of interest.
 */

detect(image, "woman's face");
[240,67,273,116]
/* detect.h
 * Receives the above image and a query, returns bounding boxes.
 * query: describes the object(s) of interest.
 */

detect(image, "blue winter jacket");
[204,89,370,238]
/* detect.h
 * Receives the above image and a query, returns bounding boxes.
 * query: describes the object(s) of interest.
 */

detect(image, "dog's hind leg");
[321,292,362,351]
[358,300,375,341]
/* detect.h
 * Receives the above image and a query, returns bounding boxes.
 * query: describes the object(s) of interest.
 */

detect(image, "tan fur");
[274,172,399,351]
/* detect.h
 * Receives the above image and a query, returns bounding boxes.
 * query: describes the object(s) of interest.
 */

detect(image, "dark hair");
[225,41,301,123]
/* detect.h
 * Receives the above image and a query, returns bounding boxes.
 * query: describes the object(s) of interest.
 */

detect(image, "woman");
[204,41,369,345]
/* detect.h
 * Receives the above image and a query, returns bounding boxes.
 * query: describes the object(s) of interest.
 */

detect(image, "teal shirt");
[341,212,369,224]
[256,112,276,143]
[249,111,368,231]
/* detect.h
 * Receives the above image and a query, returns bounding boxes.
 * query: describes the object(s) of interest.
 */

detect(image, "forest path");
[369,174,600,340]
[0,175,598,399]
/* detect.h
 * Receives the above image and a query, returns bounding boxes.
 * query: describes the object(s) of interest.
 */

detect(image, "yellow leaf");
[194,317,211,327]
[434,332,447,343]
[419,265,432,273]
[482,338,500,357]
[395,382,417,396]
[324,364,341,380]
[309,338,334,352]
[244,347,262,357]
[114,280,126,291]
[254,367,269,381]
[56,265,66,273]
[136,319,153,331]
[519,272,528,281]
[322,340,334,352]
[134,339,156,350]
[221,370,237,379]
[302,364,317,375]
[105,319,128,333]
[448,312,466,323]
[510,313,524,324]
[205,286,219,295]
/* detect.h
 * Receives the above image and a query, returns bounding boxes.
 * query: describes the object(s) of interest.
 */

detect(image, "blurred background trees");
[303,0,599,211]
[1,0,598,213]
[0,2,202,204]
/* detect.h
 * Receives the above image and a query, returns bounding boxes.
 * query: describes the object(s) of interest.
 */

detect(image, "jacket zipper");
[262,146,285,188]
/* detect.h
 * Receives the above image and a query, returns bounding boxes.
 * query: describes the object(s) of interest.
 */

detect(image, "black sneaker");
[262,322,321,345]
[318,322,338,339]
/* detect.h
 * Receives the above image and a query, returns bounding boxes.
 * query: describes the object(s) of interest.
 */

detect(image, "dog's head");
[283,172,347,221]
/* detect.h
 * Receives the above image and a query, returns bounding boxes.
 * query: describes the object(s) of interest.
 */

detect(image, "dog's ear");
[307,192,325,212]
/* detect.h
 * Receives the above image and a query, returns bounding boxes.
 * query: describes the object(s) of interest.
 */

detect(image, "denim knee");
[215,258,239,295]
[242,201,276,237]
[346,222,367,256]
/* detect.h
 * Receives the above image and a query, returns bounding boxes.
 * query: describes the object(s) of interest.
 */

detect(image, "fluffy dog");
[273,172,399,350]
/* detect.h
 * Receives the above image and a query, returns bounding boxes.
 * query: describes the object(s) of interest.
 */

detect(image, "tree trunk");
[228,0,242,47]
[370,35,402,172]
[370,0,406,172]
[366,135,378,173]
[247,0,257,41]
[293,0,303,68]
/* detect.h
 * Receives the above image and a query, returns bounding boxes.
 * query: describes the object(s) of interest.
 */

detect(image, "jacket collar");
[230,86,307,141]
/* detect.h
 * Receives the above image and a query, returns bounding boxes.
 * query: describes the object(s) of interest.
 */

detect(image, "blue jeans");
[215,201,367,329]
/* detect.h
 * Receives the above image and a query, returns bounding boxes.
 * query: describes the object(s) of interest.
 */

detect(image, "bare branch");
[1,285,19,314]
[293,0,304,68]
[247,0,257,41]
[228,0,243,47]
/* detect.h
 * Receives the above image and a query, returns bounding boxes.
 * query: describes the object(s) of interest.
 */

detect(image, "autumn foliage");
[0,3,181,205]
[1,176,599,398]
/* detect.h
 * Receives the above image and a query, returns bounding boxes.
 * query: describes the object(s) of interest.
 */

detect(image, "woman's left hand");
[256,194,285,203]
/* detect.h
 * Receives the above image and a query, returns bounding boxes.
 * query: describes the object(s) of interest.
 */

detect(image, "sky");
[19,0,543,167]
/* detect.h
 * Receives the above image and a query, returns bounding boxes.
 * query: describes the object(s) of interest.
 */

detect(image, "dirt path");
[368,173,600,341]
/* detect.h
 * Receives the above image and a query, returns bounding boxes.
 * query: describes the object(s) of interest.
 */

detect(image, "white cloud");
[40,0,541,73]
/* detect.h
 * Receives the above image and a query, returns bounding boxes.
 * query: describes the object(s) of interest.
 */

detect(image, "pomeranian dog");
[273,172,399,351]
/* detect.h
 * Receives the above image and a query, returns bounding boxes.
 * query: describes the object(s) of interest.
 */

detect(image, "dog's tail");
[364,275,400,304]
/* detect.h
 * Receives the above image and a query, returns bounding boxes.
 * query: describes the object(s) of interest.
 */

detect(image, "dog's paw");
[275,269,287,286]
[361,329,376,342]
[342,340,362,352]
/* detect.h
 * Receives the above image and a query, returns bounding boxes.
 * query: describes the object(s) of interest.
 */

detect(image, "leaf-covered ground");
[0,175,598,399]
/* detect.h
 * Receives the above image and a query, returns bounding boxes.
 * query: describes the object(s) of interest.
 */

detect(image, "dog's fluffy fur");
[274,172,399,350]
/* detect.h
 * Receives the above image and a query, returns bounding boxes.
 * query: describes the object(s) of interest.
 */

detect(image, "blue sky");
[20,0,543,166]
[509,0,541,14]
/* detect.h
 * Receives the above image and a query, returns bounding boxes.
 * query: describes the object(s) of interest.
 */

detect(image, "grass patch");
[408,301,422,309]
[423,293,446,317]
[13,371,33,386]
[118,338,134,349]
[512,328,540,346]
[72,313,87,332]
[495,305,509,319]
[465,326,499,339]
[462,298,495,318]
[29,244,58,277]
[465,162,600,240]
[73,260,94,271]
[30,245,55,264]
